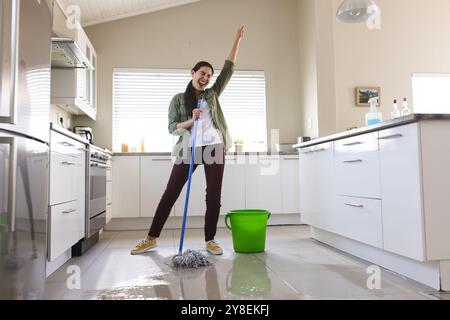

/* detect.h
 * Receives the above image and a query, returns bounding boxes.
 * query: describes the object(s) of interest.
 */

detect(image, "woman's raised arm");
[227,24,245,63]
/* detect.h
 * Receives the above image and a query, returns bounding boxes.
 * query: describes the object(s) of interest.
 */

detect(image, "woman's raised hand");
[236,24,245,42]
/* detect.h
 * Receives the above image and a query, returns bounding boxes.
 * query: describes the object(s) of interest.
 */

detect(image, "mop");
[171,99,211,269]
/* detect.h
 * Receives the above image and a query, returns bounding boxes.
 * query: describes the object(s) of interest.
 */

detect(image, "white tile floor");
[45,225,440,300]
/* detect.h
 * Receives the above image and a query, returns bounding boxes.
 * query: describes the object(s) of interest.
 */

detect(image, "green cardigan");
[168,60,235,158]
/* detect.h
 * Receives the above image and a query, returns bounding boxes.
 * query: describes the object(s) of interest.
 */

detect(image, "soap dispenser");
[365,97,382,126]
[400,97,411,116]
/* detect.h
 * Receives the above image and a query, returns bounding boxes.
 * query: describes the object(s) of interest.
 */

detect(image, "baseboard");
[311,226,442,290]
[105,214,303,231]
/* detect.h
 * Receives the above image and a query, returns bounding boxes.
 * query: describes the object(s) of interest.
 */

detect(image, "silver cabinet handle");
[107,203,112,206]
[344,203,364,208]
[0,0,19,124]
[62,209,77,214]
[301,147,327,154]
[378,134,403,140]
[77,147,89,152]
[61,161,76,166]
[343,159,363,163]
[342,141,364,146]
[0,137,17,232]
[58,141,75,147]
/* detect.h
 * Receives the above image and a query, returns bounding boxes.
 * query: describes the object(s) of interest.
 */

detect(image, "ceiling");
[56,0,201,27]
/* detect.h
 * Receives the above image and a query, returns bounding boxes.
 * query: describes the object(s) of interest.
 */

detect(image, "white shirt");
[193,99,222,147]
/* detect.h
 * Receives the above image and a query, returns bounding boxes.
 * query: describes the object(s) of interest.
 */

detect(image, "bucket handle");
[225,214,232,230]
[225,211,271,230]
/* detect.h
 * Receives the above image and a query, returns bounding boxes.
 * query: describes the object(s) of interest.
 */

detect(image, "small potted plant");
[233,139,244,153]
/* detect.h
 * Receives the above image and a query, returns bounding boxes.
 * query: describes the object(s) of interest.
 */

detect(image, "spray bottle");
[365,97,382,126]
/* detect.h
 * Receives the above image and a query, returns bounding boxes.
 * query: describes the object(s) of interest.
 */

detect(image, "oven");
[87,145,110,238]
[72,145,111,256]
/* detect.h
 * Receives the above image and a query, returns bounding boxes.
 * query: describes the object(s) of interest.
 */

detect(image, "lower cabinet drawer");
[48,201,83,261]
[335,150,381,199]
[333,196,383,249]
[50,151,79,205]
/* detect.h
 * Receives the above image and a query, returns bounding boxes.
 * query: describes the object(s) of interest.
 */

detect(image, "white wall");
[298,0,317,138]
[298,0,337,139]
[332,0,450,131]
[73,0,303,151]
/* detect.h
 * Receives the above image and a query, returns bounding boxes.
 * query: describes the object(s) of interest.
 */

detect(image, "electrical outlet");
[56,112,64,127]
[307,118,313,129]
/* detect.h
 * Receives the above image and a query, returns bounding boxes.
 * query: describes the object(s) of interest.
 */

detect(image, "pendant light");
[336,0,379,23]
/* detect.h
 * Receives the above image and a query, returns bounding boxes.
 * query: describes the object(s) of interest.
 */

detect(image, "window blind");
[113,68,267,152]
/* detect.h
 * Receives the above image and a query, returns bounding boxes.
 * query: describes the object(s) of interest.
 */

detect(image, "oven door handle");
[90,163,112,169]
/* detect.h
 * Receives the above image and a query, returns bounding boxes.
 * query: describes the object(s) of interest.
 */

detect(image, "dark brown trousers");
[148,144,225,242]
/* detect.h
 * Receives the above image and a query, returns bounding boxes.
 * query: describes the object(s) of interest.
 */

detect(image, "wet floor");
[45,225,440,300]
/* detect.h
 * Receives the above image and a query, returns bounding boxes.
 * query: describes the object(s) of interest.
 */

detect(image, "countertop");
[293,113,450,149]
[50,123,113,155]
[113,152,299,157]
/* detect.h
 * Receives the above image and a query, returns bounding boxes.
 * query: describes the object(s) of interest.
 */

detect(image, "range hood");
[51,37,94,70]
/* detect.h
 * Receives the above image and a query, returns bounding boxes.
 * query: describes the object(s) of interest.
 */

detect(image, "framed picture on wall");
[355,87,381,106]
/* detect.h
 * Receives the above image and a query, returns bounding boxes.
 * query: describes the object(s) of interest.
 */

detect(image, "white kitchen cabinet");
[48,200,82,261]
[335,132,381,199]
[296,118,450,290]
[299,143,336,230]
[112,156,140,218]
[51,0,97,119]
[75,31,97,115]
[334,196,383,249]
[281,156,300,214]
[334,132,379,153]
[379,123,425,261]
[112,154,301,219]
[245,155,282,214]
[49,130,86,261]
[220,155,246,215]
[49,151,78,205]
[140,156,175,217]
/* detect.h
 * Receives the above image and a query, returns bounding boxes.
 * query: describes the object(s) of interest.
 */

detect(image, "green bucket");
[225,209,271,253]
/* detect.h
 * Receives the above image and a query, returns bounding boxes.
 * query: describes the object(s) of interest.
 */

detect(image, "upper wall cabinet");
[51,0,97,120]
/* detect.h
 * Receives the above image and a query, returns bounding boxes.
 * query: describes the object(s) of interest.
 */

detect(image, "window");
[412,73,450,114]
[113,68,267,152]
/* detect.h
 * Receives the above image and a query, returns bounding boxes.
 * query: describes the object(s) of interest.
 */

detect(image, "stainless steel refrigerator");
[0,0,52,299]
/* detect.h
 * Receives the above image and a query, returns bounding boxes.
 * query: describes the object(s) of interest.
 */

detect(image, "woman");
[131,25,245,255]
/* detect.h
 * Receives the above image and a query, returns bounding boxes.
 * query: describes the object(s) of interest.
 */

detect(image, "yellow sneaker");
[206,240,223,255]
[131,237,157,255]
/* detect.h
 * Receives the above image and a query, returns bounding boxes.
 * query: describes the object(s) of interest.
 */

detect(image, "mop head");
[171,249,211,269]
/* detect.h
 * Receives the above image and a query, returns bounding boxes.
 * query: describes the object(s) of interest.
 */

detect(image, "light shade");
[336,0,379,23]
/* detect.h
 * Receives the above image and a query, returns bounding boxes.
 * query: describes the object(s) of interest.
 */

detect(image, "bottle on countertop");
[400,97,411,116]
[365,97,382,126]
[391,99,401,119]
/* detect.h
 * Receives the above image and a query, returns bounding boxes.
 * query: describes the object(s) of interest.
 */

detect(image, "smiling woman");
[130,24,245,257]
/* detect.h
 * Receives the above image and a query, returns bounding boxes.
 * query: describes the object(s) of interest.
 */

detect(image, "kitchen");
[1,0,450,304]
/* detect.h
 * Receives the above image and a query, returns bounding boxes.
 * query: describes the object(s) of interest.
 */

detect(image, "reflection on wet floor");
[44,226,435,300]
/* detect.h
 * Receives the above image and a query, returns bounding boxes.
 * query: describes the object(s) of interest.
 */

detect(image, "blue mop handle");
[178,99,202,255]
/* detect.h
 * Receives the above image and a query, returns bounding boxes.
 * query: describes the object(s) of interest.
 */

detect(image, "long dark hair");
[184,61,214,116]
